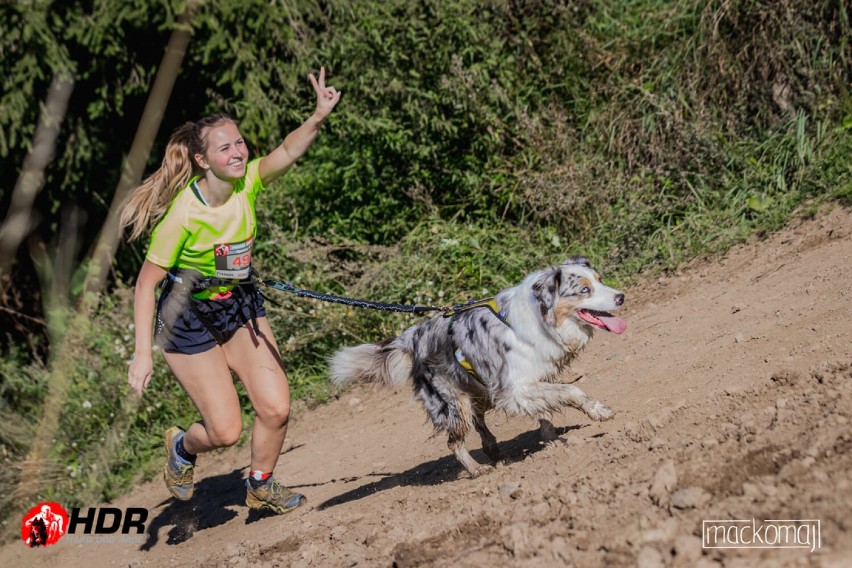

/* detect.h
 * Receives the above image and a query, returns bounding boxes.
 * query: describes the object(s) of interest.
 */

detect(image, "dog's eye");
[581,286,590,294]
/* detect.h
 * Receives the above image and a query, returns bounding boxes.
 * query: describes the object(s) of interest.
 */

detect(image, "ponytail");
[120,123,195,241]
[120,113,237,241]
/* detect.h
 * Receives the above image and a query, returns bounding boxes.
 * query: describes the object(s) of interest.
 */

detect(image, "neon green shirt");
[146,158,265,296]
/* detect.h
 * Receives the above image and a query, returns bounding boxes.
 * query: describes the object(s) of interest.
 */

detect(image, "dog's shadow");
[316,423,588,511]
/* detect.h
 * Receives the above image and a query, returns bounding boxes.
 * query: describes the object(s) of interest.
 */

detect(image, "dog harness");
[448,299,510,384]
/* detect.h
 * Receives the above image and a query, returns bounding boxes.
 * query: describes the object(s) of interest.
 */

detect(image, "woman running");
[121,67,340,515]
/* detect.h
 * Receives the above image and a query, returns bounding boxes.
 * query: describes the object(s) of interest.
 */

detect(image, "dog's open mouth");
[577,309,627,334]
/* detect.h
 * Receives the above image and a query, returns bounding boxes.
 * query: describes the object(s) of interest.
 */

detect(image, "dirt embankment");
[4,206,851,568]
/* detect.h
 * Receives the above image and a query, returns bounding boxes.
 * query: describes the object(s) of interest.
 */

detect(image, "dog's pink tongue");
[599,315,627,334]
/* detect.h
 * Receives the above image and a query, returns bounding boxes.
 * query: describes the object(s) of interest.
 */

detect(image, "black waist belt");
[164,268,254,294]
[161,268,263,340]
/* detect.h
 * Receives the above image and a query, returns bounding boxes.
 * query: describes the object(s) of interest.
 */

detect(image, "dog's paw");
[544,438,573,449]
[584,400,615,421]
[468,464,495,478]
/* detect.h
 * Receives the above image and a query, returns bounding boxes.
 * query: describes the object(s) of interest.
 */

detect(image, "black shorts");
[155,282,267,355]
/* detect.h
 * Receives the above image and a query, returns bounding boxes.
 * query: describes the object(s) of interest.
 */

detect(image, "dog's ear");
[562,256,591,268]
[532,268,562,326]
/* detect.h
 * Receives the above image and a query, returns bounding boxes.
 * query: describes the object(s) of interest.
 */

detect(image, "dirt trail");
[4,207,851,568]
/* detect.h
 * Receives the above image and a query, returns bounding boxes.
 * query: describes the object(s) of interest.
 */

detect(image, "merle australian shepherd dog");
[330,257,626,477]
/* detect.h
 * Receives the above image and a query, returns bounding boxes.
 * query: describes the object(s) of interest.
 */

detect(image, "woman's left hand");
[310,66,341,120]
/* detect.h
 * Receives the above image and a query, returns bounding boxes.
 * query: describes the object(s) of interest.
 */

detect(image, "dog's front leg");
[521,382,615,422]
[563,383,614,421]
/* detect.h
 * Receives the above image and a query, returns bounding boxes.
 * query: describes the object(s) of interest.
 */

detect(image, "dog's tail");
[329,341,412,388]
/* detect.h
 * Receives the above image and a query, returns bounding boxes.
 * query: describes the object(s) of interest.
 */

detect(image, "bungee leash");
[256,274,506,321]
[256,276,448,315]
[166,267,502,319]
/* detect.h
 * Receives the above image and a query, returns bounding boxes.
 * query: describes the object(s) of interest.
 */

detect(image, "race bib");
[213,237,252,279]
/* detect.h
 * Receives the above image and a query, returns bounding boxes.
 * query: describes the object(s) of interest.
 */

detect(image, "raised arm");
[258,67,341,186]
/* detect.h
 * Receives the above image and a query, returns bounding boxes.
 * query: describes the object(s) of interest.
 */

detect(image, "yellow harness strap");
[444,298,502,318]
[452,299,508,382]
[455,351,479,378]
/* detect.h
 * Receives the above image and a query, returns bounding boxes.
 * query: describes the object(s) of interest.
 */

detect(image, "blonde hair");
[120,114,236,241]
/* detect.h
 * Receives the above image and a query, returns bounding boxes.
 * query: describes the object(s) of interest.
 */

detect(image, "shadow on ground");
[316,423,589,510]
[141,443,307,550]
[139,426,593,548]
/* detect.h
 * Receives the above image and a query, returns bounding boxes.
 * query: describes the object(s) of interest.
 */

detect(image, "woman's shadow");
[141,467,246,550]
[141,443,306,550]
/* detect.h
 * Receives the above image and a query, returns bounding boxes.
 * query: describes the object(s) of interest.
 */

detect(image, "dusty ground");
[4,206,851,568]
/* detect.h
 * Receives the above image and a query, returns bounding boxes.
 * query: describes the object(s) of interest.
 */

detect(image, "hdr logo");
[21,502,149,547]
[21,502,68,547]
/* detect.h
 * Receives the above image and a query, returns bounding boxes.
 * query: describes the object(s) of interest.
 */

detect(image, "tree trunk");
[16,1,200,509]
[0,72,74,275]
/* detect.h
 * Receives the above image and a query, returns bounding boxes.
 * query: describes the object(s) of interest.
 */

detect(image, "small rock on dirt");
[671,487,710,509]
[501,522,532,558]
[649,460,677,506]
[329,525,348,540]
[499,481,523,499]
[636,546,665,568]
[673,535,702,562]
[642,517,679,543]
[769,369,802,386]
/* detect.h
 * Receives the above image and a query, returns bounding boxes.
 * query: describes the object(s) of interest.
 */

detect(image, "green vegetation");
[0,0,849,534]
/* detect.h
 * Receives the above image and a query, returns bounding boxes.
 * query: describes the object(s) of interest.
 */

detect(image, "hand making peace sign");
[310,66,341,120]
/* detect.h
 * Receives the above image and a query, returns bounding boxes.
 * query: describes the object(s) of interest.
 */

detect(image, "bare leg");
[163,347,243,454]
[223,317,291,473]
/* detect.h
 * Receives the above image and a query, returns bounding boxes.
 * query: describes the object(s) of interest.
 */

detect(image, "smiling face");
[532,258,627,334]
[194,121,249,182]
